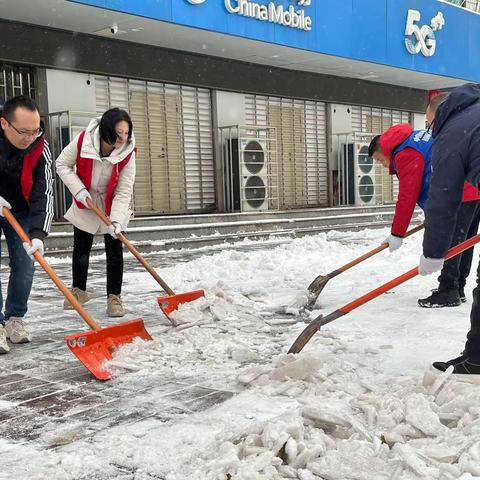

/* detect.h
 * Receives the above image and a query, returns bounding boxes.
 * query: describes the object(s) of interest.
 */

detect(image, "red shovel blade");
[157,289,205,325]
[65,319,153,381]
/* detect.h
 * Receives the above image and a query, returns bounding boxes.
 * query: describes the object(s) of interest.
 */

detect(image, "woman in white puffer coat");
[56,108,136,317]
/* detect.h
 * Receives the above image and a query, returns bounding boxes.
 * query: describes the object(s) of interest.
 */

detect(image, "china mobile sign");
[405,10,445,57]
[187,0,312,31]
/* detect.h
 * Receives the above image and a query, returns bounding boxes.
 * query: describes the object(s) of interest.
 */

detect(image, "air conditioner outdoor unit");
[225,138,269,212]
[239,138,268,211]
[342,142,377,206]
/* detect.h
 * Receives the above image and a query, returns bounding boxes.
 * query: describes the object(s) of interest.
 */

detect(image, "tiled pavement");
[0,250,238,478]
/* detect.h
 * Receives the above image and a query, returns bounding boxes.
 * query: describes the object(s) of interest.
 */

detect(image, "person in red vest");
[0,95,54,353]
[56,108,136,318]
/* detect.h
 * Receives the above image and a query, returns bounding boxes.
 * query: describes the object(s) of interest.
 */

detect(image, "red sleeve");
[391,148,425,237]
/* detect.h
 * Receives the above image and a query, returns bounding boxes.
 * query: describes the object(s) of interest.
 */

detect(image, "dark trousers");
[465,263,480,358]
[0,210,35,325]
[72,227,123,296]
[438,200,480,291]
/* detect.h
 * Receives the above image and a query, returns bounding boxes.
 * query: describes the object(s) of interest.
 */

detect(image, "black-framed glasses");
[6,119,43,139]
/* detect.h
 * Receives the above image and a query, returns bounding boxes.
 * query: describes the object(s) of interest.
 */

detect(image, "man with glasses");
[0,95,54,353]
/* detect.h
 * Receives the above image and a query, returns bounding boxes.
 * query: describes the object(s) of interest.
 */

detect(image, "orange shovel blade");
[65,319,153,381]
[157,289,205,324]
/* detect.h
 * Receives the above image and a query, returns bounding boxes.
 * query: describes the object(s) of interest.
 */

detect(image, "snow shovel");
[305,223,424,309]
[3,208,152,381]
[289,231,480,354]
[86,199,204,327]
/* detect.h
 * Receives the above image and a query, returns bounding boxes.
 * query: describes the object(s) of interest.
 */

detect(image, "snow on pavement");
[2,227,480,479]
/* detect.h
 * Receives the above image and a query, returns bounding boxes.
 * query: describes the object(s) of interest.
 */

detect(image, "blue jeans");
[0,210,35,325]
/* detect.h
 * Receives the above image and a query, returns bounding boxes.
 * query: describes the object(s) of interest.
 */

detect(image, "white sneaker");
[0,325,10,353]
[5,317,32,344]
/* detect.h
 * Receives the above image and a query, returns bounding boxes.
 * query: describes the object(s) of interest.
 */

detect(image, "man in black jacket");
[419,83,480,377]
[0,95,53,353]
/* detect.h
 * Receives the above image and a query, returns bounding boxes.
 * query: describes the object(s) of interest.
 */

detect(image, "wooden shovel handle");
[335,223,425,275]
[290,228,480,354]
[340,229,479,315]
[86,198,176,296]
[2,208,101,331]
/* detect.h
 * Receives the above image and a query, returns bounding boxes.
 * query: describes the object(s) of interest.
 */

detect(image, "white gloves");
[107,222,122,239]
[383,234,403,253]
[75,189,92,208]
[23,238,44,260]
[0,196,11,216]
[419,254,444,276]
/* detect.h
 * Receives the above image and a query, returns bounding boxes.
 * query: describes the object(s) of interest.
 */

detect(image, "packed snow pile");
[3,227,480,479]
[181,343,480,480]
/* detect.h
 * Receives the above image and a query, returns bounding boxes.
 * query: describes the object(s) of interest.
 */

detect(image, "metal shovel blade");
[307,275,330,296]
[65,319,153,381]
[157,289,205,324]
[288,315,323,354]
[305,275,330,309]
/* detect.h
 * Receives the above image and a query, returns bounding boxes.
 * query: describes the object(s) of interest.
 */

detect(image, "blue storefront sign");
[68,0,480,82]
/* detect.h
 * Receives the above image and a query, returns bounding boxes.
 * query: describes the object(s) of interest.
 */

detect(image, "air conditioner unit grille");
[245,175,267,209]
[243,140,265,174]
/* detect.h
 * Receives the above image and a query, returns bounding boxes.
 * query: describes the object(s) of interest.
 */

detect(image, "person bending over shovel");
[0,96,54,353]
[368,114,480,308]
[56,108,136,318]
[419,83,480,378]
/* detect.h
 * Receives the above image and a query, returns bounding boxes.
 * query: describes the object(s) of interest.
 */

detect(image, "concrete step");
[48,204,397,233]
[42,209,397,250]
[42,219,396,257]
[3,206,420,255]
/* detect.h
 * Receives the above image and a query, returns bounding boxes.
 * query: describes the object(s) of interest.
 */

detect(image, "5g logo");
[405,10,445,57]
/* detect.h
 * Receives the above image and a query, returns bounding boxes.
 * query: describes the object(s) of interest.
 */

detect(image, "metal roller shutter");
[351,106,412,203]
[181,86,215,211]
[245,94,328,209]
[95,75,215,214]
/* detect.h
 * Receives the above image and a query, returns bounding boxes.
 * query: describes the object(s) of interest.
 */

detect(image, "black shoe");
[418,289,461,308]
[459,286,467,303]
[432,354,466,371]
[433,356,480,382]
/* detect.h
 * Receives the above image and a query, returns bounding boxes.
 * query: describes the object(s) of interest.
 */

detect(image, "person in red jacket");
[369,118,480,307]
[369,124,431,245]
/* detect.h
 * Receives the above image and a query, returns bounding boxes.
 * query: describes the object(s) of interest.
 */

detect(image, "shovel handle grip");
[334,223,424,276]
[2,208,101,331]
[339,230,480,315]
[86,198,176,296]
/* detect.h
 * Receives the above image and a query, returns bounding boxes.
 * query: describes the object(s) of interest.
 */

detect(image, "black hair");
[99,108,133,145]
[1,95,39,121]
[368,135,381,158]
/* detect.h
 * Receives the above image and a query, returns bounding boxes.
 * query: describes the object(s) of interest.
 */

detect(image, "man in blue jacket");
[419,83,480,377]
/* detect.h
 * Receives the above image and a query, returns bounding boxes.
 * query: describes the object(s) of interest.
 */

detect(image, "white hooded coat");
[55,117,136,235]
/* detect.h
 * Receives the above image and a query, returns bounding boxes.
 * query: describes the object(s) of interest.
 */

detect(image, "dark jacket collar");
[433,83,480,138]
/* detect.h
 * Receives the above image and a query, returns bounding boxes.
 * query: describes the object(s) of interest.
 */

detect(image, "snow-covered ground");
[2,227,480,480]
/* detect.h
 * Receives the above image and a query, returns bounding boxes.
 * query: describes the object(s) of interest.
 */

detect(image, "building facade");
[0,0,479,218]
